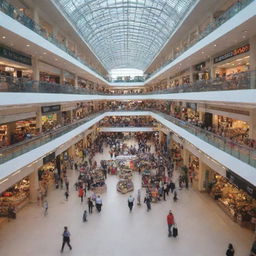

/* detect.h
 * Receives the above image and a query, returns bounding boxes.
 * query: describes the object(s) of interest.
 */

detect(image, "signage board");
[214,44,250,64]
[226,169,256,198]
[43,152,55,165]
[41,105,61,114]
[0,46,32,66]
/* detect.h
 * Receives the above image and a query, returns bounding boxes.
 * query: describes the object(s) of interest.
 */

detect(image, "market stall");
[91,168,107,194]
[117,179,134,194]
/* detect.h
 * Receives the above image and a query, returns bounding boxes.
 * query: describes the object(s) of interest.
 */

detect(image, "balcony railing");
[0,111,103,164]
[1,108,256,168]
[147,0,254,79]
[0,70,255,95]
[0,0,107,80]
[153,110,256,168]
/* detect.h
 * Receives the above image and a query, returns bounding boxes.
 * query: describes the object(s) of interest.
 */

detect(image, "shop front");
[0,177,30,218]
[41,105,61,132]
[38,152,56,195]
[213,44,250,78]
[194,61,210,81]
[0,118,37,146]
[74,139,84,159]
[207,168,256,230]
[0,46,32,78]
[188,153,199,189]
[212,115,249,142]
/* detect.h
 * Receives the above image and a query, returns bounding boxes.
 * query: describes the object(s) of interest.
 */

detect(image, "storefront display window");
[0,178,30,217]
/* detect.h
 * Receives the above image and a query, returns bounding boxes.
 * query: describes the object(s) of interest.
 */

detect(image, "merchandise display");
[0,178,30,217]
[91,168,107,194]
[116,179,134,194]
[210,175,256,230]
[38,161,55,193]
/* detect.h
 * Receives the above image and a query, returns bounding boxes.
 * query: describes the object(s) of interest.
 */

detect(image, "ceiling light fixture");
[43,52,47,55]
[2,36,6,39]
[213,44,217,47]
[26,44,30,47]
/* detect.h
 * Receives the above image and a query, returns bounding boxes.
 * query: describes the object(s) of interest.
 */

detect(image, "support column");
[7,122,16,145]
[60,70,65,85]
[29,169,39,203]
[32,7,39,24]
[32,57,39,81]
[182,147,189,167]
[189,66,194,83]
[249,108,256,140]
[198,160,206,192]
[74,74,78,88]
[209,57,215,79]
[36,107,42,133]
[249,36,256,89]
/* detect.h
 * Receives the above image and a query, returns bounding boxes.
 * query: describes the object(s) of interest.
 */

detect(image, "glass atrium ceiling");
[54,0,197,71]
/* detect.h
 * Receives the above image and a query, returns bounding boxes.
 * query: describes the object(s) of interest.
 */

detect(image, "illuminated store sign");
[214,44,250,64]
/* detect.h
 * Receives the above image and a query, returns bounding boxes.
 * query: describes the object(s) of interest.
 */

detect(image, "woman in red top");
[167,210,175,237]
[78,187,84,203]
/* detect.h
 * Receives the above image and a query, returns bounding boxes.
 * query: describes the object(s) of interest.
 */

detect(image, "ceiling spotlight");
[43,52,47,55]
[243,30,248,33]
[2,36,6,39]
[26,44,30,47]
[55,58,58,61]
[242,35,246,39]
[213,44,217,47]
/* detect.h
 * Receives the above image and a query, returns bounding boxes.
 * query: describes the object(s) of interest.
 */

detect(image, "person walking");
[65,191,69,201]
[137,189,141,205]
[167,210,175,237]
[169,181,175,193]
[78,187,84,203]
[95,195,103,212]
[144,194,151,211]
[87,197,94,214]
[163,183,167,201]
[60,226,72,253]
[226,243,235,256]
[82,210,87,222]
[65,179,69,191]
[128,195,135,212]
[173,188,178,202]
[43,200,48,216]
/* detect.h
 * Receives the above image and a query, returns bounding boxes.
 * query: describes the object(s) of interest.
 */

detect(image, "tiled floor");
[0,141,253,256]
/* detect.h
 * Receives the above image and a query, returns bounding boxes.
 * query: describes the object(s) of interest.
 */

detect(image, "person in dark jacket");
[226,243,235,256]
[87,197,94,214]
[144,194,151,211]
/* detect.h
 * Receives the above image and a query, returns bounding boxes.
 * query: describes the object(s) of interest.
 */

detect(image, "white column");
[249,108,256,140]
[32,57,39,81]
[249,36,256,89]
[182,148,189,167]
[29,169,39,203]
[189,66,194,83]
[32,8,39,24]
[74,74,78,88]
[198,160,206,192]
[209,57,215,79]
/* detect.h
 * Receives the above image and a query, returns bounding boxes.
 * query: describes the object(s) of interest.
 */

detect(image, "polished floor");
[0,141,254,256]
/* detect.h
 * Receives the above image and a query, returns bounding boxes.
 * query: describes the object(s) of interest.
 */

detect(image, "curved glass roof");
[54,0,197,71]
